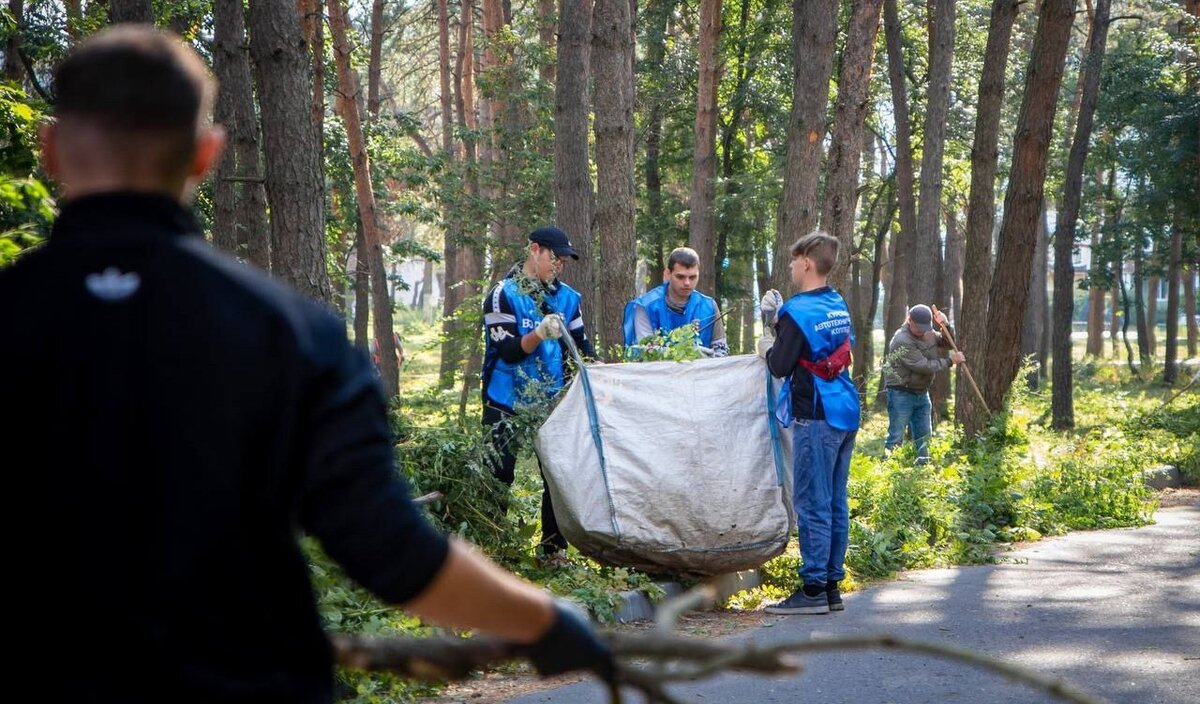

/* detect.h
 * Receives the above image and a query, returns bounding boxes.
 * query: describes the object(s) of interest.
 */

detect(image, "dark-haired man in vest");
[757,231,860,615]
[622,246,729,357]
[1,26,611,701]
[482,226,595,560]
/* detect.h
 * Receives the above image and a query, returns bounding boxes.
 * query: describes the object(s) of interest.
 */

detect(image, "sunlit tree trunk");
[592,0,636,355]
[328,0,398,396]
[248,0,332,302]
[771,0,838,295]
[882,0,918,348]
[823,0,885,291]
[969,0,1078,437]
[956,0,1019,427]
[1163,213,1183,383]
[688,0,721,295]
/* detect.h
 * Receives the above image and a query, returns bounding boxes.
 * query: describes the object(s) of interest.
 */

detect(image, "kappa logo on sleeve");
[490,327,514,342]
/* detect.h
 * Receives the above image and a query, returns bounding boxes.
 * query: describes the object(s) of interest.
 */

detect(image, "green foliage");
[0,82,54,266]
[620,323,709,362]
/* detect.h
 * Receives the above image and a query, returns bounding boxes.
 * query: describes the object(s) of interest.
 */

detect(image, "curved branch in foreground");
[334,630,1107,704]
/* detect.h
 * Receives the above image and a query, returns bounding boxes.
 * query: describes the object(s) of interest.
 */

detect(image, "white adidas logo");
[85,267,141,301]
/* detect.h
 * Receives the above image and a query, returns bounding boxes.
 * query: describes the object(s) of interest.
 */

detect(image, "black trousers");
[483,403,567,554]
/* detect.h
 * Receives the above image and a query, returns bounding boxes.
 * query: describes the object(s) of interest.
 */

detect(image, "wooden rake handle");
[931,305,991,416]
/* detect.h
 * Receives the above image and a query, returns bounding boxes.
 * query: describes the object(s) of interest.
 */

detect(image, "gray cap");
[908,304,933,333]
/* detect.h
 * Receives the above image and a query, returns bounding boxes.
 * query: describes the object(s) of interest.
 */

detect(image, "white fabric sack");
[534,354,794,576]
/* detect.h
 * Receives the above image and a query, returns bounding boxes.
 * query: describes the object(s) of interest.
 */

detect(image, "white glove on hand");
[756,325,775,360]
[535,314,564,340]
[760,289,784,325]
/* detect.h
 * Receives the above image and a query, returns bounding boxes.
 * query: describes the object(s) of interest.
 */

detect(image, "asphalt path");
[508,504,1200,704]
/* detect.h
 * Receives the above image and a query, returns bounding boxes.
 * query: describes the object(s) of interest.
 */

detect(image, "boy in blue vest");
[758,232,860,614]
[482,226,595,559]
[622,247,728,357]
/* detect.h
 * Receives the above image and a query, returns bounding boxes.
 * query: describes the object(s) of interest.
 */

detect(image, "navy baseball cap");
[529,226,580,260]
[908,304,934,333]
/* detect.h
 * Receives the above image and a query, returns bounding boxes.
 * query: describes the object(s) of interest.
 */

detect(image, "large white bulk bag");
[534,354,794,576]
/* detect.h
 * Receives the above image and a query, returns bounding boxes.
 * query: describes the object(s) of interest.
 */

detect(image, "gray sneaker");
[826,583,844,611]
[765,588,830,615]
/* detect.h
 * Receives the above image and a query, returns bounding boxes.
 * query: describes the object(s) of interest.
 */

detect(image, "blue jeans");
[886,388,932,461]
[792,418,857,587]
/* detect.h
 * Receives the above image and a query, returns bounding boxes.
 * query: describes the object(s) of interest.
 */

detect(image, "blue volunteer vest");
[621,283,718,348]
[483,277,582,410]
[776,289,861,432]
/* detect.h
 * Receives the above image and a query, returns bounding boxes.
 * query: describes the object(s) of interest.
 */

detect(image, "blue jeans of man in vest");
[885,388,932,462]
[793,418,857,588]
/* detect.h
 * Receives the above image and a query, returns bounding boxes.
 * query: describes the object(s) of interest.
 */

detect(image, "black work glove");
[521,599,615,680]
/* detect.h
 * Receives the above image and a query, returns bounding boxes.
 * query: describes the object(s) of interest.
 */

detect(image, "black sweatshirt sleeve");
[766,316,811,378]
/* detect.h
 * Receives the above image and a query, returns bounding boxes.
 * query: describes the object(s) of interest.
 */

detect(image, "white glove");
[760,289,783,325]
[535,314,564,340]
[756,325,775,360]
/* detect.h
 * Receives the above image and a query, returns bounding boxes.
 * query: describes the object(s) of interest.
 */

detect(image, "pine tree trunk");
[823,0,885,291]
[592,0,636,356]
[299,0,324,154]
[1163,213,1183,383]
[688,0,722,295]
[328,0,398,396]
[1133,250,1150,366]
[882,0,918,348]
[1146,264,1159,356]
[248,0,332,302]
[354,218,370,347]
[109,0,153,23]
[1021,205,1049,390]
[970,0,1078,435]
[771,0,838,294]
[1185,262,1198,358]
[909,0,955,306]
[944,209,964,325]
[555,0,595,328]
[452,0,484,391]
[437,0,461,385]
[1085,229,1105,357]
[367,0,385,116]
[64,0,83,40]
[213,0,270,269]
[1051,0,1110,426]
[956,0,1019,426]
[3,0,23,82]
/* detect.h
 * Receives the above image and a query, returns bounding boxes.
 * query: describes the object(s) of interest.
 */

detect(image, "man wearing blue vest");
[482,226,594,559]
[622,247,728,357]
[757,232,860,615]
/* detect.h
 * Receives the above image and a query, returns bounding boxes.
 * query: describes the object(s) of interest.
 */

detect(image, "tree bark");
[823,0,885,292]
[1163,213,1182,383]
[539,0,557,84]
[688,0,722,295]
[909,0,955,305]
[109,0,153,24]
[1146,255,1159,356]
[328,0,398,396]
[1085,229,1105,356]
[354,218,370,347]
[556,0,595,328]
[452,0,485,390]
[437,0,461,384]
[944,208,964,326]
[882,0,918,348]
[1051,0,1110,427]
[1185,262,1198,358]
[212,0,271,270]
[592,0,636,355]
[3,0,23,83]
[1133,247,1150,366]
[64,0,83,40]
[299,0,325,153]
[248,0,332,302]
[771,0,838,294]
[643,0,669,288]
[958,0,1019,423]
[367,0,386,117]
[970,0,1077,435]
[1021,205,1048,390]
